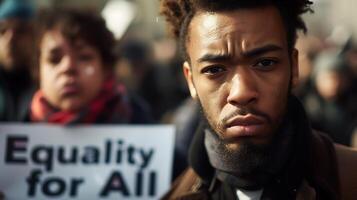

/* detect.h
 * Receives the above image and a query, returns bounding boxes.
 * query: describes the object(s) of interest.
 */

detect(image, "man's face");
[39,29,106,111]
[0,19,34,71]
[184,6,299,151]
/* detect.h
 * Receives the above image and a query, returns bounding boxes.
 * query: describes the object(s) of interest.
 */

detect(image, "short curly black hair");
[35,8,116,69]
[160,0,313,61]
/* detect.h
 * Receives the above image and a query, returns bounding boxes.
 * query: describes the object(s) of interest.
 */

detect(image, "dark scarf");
[205,115,294,190]
[188,96,340,199]
[30,78,132,124]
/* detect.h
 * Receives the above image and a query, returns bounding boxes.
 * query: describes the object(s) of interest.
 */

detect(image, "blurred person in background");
[115,38,195,177]
[344,41,357,147]
[293,33,325,99]
[343,40,357,104]
[116,39,188,122]
[0,0,36,121]
[28,8,153,124]
[171,98,200,179]
[115,40,162,120]
[303,49,357,145]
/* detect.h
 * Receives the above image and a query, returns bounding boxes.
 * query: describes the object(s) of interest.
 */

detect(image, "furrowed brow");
[241,44,283,57]
[197,44,283,63]
[197,53,232,63]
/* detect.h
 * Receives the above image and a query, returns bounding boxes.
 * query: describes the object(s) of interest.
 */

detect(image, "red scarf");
[30,78,132,124]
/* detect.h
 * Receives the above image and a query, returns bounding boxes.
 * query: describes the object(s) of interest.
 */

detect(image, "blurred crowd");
[294,33,357,147]
[0,0,357,177]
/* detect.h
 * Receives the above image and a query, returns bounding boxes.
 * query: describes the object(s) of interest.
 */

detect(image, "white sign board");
[0,124,175,200]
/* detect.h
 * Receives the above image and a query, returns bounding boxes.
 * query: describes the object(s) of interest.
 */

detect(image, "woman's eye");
[48,55,62,65]
[201,65,226,75]
[253,59,278,70]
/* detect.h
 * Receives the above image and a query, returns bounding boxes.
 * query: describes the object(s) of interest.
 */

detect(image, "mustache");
[221,107,272,126]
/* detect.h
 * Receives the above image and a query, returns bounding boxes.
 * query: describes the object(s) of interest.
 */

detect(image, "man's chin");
[225,142,245,152]
[224,136,272,152]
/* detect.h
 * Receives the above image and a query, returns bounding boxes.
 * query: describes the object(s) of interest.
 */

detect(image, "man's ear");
[183,61,197,99]
[291,49,299,88]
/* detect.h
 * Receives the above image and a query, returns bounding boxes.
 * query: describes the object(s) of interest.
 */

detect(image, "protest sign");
[0,124,175,200]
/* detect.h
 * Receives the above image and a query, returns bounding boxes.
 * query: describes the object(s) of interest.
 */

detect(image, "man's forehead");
[187,7,288,62]
[190,7,285,38]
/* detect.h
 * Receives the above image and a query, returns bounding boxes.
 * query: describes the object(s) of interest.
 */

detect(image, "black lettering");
[69,178,84,196]
[100,171,130,197]
[116,140,124,164]
[58,146,78,164]
[26,169,41,196]
[5,136,28,164]
[31,146,54,171]
[149,171,156,196]
[135,171,143,196]
[42,177,66,197]
[127,146,135,165]
[140,149,154,169]
[105,140,112,164]
[82,146,100,164]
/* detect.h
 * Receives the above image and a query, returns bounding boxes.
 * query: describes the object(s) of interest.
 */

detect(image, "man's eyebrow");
[241,44,283,57]
[197,53,232,63]
[197,44,283,63]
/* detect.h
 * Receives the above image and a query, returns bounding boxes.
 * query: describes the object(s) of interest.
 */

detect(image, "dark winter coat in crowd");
[162,96,357,200]
[302,49,357,146]
[172,98,201,180]
[0,67,36,121]
[303,90,357,146]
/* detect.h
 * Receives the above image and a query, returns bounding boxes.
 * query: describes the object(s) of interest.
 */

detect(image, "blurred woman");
[29,8,153,124]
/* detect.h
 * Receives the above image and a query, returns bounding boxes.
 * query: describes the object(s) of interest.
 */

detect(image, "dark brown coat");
[163,132,357,200]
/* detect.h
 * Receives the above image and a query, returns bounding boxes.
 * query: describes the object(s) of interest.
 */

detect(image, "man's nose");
[227,71,258,106]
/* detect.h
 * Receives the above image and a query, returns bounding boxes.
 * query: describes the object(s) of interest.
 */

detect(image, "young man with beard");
[160,0,357,199]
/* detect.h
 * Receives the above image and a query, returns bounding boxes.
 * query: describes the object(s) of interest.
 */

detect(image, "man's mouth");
[224,115,266,138]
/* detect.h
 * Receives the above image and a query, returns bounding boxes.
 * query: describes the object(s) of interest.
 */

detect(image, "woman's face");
[39,29,107,111]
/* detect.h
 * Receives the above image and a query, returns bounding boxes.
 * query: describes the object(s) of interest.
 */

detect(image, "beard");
[197,93,291,177]
[203,114,272,177]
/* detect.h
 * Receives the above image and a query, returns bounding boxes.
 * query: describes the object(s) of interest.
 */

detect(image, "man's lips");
[224,115,266,138]
[226,115,265,126]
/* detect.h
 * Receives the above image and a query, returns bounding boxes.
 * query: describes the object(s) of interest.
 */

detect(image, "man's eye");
[201,65,226,75]
[253,59,278,70]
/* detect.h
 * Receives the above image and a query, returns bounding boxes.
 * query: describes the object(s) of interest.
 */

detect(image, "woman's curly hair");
[35,8,116,69]
[160,0,313,60]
